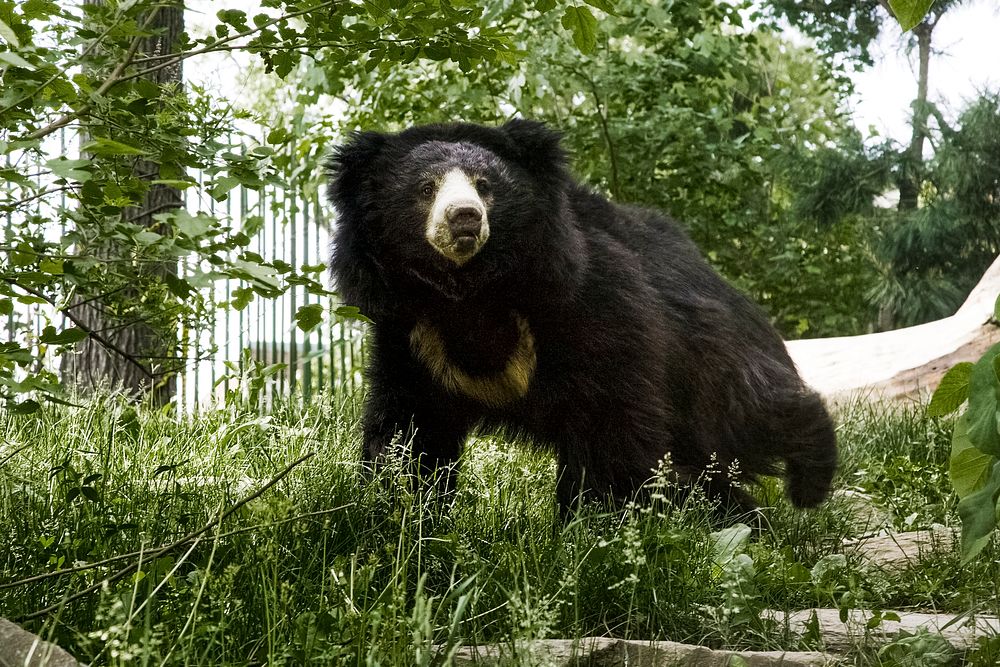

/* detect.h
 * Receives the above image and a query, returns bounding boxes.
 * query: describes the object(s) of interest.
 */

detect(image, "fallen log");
[787,255,1000,400]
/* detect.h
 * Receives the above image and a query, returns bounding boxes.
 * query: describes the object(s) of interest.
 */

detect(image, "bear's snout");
[425,169,491,265]
[446,204,484,238]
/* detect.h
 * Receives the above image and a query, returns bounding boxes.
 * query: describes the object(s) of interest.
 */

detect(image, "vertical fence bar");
[301,193,312,400]
[314,197,325,393]
[288,185,298,395]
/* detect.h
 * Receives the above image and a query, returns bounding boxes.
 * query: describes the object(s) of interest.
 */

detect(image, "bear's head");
[327,120,573,309]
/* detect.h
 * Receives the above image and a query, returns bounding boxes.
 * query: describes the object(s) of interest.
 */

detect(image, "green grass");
[1,393,999,665]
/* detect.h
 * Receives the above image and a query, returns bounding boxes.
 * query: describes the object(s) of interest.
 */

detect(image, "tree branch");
[25,8,162,142]
[569,66,620,199]
[1,278,154,379]
[118,1,338,84]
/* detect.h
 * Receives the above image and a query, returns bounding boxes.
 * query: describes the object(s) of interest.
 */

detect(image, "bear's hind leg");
[772,391,838,508]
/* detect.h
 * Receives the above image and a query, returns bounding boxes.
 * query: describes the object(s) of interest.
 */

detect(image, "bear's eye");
[419,181,435,198]
[475,178,491,195]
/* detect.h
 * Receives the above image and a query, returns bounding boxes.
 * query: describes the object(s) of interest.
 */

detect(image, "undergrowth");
[0,393,998,665]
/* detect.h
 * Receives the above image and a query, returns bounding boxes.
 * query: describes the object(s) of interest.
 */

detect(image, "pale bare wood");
[765,608,1000,652]
[787,255,1000,400]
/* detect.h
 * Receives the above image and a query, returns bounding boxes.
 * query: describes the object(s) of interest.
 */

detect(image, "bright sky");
[849,0,1000,142]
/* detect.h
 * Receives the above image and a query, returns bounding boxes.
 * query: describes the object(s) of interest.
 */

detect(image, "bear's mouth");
[451,233,479,256]
[427,224,489,266]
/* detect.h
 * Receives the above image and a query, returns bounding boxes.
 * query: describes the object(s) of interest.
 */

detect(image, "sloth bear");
[327,119,837,514]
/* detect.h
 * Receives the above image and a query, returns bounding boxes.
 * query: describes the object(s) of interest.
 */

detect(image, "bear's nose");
[446,205,484,237]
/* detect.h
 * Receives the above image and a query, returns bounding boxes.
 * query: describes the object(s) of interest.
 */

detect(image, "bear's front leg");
[361,390,472,495]
[361,328,474,496]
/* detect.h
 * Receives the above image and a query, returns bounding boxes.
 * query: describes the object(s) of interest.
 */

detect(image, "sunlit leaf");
[0,51,35,70]
[927,362,973,417]
[561,6,598,54]
[950,414,995,498]
[958,460,1000,563]
[81,137,148,156]
[294,303,324,332]
[887,0,935,32]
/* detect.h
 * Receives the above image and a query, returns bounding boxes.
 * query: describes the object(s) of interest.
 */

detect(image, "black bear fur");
[327,119,837,514]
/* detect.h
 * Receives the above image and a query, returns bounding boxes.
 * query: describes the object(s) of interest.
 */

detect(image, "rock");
[0,618,86,667]
[437,637,833,666]
[830,490,893,533]
[844,525,956,570]
[765,608,1000,652]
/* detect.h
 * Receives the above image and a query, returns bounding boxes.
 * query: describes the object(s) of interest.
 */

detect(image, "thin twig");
[2,278,155,379]
[0,184,80,210]
[14,451,316,621]
[63,284,133,312]
[119,1,337,84]
[0,14,125,117]
[26,8,162,142]
[131,1,338,65]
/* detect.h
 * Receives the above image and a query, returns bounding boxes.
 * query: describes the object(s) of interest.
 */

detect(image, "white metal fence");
[3,129,366,412]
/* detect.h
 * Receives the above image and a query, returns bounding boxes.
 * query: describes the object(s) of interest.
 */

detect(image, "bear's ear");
[499,119,567,177]
[326,130,388,213]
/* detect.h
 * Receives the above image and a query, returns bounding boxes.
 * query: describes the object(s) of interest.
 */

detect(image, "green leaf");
[171,210,217,239]
[266,127,290,145]
[966,343,1000,457]
[241,215,264,237]
[927,362,973,417]
[81,137,148,156]
[994,293,1000,323]
[951,414,995,498]
[0,51,35,71]
[887,0,935,32]
[38,325,88,345]
[10,399,41,415]
[133,230,162,246]
[957,460,1000,563]
[300,262,326,274]
[39,257,63,274]
[209,175,241,201]
[0,18,21,47]
[710,523,751,568]
[583,0,616,15]
[230,259,280,290]
[46,157,92,183]
[10,242,36,266]
[231,287,253,310]
[536,0,556,10]
[164,274,193,299]
[334,305,373,324]
[294,303,324,332]
[561,6,598,54]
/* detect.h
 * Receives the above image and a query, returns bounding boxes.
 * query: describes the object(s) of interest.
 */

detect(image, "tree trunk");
[879,20,934,330]
[61,1,184,406]
[897,22,932,213]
